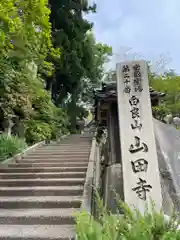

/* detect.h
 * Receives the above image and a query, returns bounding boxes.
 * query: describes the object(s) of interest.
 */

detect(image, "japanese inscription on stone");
[122,65,131,93]
[129,136,148,154]
[131,159,148,173]
[132,178,152,200]
[133,64,143,92]
[116,60,162,213]
[129,96,142,130]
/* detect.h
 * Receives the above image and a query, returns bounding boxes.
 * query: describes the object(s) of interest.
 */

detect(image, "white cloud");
[87,0,180,73]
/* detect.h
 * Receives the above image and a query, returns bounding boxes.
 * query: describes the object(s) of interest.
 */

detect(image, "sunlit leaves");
[151,74,180,117]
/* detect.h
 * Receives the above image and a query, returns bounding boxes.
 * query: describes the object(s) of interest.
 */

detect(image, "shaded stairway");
[0,134,92,240]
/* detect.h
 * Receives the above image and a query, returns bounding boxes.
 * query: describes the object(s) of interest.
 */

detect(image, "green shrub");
[50,107,70,140]
[75,195,180,240]
[25,120,52,144]
[152,104,170,121]
[27,91,70,143]
[0,134,27,161]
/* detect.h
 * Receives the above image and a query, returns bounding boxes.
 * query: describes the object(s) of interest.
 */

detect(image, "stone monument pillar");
[116,60,162,213]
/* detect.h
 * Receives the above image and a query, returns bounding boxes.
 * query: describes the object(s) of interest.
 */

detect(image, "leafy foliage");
[0,0,70,145]
[0,0,59,71]
[0,0,59,114]
[151,73,180,119]
[0,134,27,161]
[152,105,170,121]
[0,0,112,146]
[25,120,52,144]
[48,1,112,127]
[25,86,69,144]
[75,196,180,240]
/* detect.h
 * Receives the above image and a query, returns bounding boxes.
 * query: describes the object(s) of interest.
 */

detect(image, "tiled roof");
[93,82,165,101]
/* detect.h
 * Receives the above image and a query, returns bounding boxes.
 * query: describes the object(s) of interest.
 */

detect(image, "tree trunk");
[68,92,79,131]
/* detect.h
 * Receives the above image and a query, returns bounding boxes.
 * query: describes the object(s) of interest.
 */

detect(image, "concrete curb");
[1,134,69,166]
[80,136,96,214]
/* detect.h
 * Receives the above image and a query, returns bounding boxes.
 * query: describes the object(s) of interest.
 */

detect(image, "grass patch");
[0,134,27,161]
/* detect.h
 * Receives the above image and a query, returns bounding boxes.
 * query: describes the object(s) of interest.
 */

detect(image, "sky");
[86,0,180,74]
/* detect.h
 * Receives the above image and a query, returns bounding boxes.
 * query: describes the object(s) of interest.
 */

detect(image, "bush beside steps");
[0,134,27,162]
[75,196,180,240]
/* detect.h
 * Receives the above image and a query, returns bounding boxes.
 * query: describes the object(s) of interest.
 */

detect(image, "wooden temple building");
[94,81,165,128]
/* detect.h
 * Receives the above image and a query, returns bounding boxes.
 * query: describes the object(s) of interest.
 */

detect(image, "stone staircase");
[0,134,92,240]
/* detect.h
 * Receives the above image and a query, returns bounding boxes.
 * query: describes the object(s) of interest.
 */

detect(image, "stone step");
[0,186,83,196]
[23,156,89,160]
[19,159,89,163]
[25,153,89,157]
[37,145,90,148]
[22,156,89,160]
[0,134,92,240]
[30,153,89,156]
[46,145,90,148]
[0,196,82,208]
[0,208,77,225]
[7,162,88,168]
[0,172,86,179]
[32,148,90,151]
[54,145,90,147]
[41,144,90,146]
[34,149,90,152]
[0,225,75,240]
[42,142,90,145]
[0,178,85,187]
[42,144,90,147]
[0,166,87,173]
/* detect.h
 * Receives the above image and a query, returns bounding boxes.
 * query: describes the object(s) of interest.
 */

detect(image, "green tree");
[0,0,70,144]
[47,0,94,102]
[0,0,112,139]
[80,33,112,104]
[151,73,180,118]
[0,0,59,117]
[48,0,112,128]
